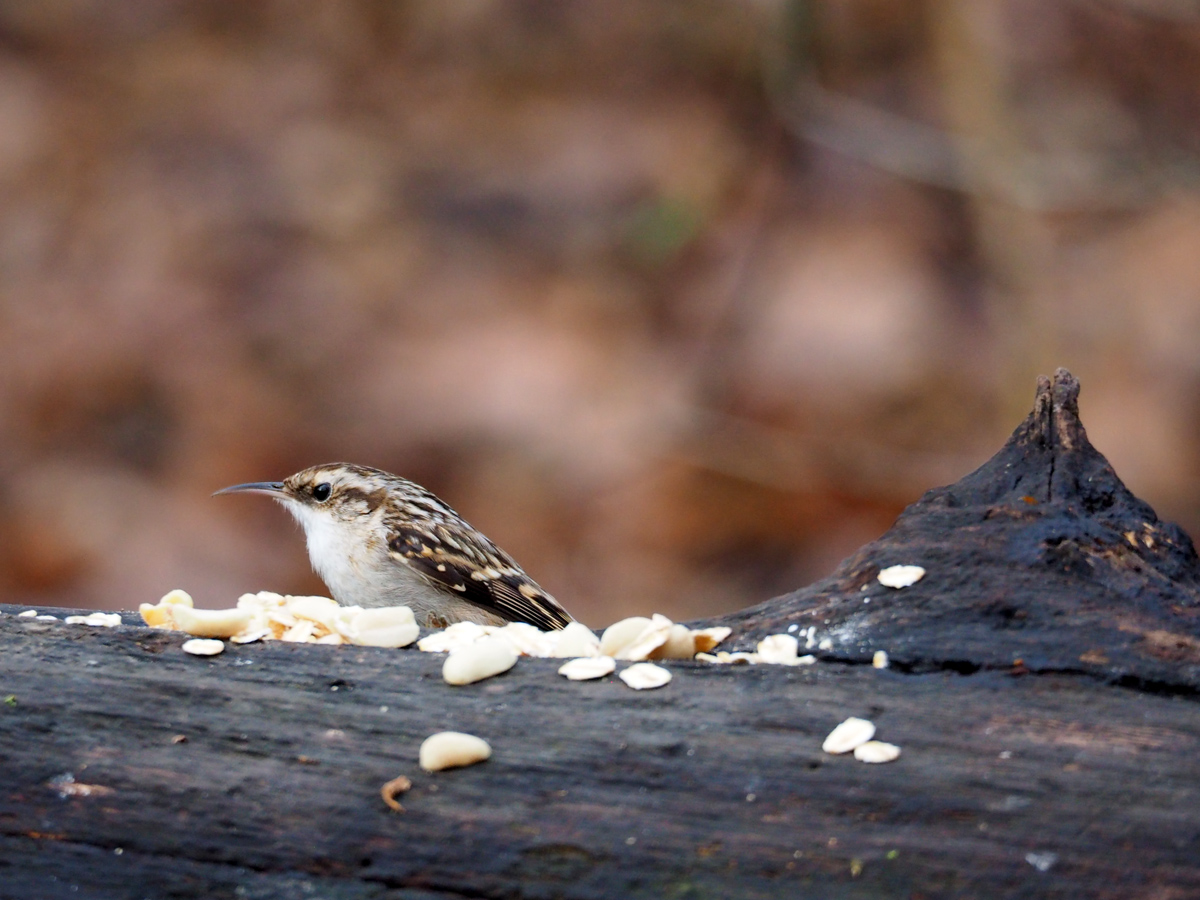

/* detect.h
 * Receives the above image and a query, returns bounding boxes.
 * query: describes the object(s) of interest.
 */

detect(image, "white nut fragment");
[618,662,672,690]
[692,626,732,653]
[230,629,270,644]
[344,606,419,648]
[139,589,194,627]
[64,613,122,627]
[699,650,761,665]
[235,590,284,609]
[169,605,254,639]
[551,621,602,658]
[854,740,901,763]
[822,717,877,754]
[558,656,616,681]
[818,638,834,651]
[18,610,38,618]
[599,616,653,657]
[144,589,421,648]
[595,616,733,662]
[497,621,555,657]
[443,635,518,685]
[873,650,889,669]
[267,608,297,631]
[417,621,489,653]
[726,651,759,664]
[877,565,925,588]
[619,614,676,660]
[181,638,225,656]
[282,620,316,643]
[419,731,492,771]
[598,616,660,660]
[757,634,801,665]
[1025,851,1058,873]
[286,595,343,631]
[653,624,698,660]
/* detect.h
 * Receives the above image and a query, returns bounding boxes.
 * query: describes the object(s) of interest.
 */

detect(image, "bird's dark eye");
[312,482,332,502]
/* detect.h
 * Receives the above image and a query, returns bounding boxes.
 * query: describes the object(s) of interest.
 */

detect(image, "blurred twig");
[761,1,1163,213]
[1085,0,1200,24]
[674,126,791,410]
[777,82,1155,212]
[672,407,987,501]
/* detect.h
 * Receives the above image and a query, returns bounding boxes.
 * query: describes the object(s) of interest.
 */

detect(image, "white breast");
[290,502,371,602]
[279,498,501,625]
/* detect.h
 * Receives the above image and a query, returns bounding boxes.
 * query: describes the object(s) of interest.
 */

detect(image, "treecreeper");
[216,463,573,631]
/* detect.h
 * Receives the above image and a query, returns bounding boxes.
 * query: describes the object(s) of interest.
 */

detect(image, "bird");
[215,463,572,631]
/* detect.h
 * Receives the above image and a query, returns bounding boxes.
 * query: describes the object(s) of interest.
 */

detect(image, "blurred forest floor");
[2,1,1200,626]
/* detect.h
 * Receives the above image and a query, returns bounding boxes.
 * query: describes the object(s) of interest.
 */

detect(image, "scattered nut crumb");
[718,651,758,664]
[496,621,554,656]
[142,589,419,647]
[877,565,925,588]
[691,626,732,653]
[550,621,602,658]
[757,633,798,664]
[170,604,254,639]
[64,612,122,628]
[822,717,876,754]
[281,619,316,643]
[854,740,901,763]
[654,623,697,660]
[18,610,37,618]
[139,589,194,628]
[381,775,412,811]
[600,615,727,661]
[419,732,492,771]
[417,621,488,653]
[342,606,419,648]
[1025,851,1058,872]
[873,650,889,669]
[558,656,616,681]
[443,635,518,685]
[602,616,665,659]
[181,638,225,656]
[230,629,270,644]
[170,734,187,744]
[757,634,818,666]
[143,589,738,672]
[618,662,672,690]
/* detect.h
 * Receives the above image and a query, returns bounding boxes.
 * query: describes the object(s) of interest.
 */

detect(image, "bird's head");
[215,463,393,530]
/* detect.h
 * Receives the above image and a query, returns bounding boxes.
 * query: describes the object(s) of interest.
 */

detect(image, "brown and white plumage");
[216,463,572,631]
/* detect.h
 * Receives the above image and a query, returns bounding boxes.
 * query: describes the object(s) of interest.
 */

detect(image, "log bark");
[2,369,1199,899]
[710,369,1200,693]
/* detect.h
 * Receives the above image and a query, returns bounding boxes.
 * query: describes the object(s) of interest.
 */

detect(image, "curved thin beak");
[213,481,287,498]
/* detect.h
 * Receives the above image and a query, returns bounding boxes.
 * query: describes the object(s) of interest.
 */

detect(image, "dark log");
[2,369,1199,899]
[710,368,1200,692]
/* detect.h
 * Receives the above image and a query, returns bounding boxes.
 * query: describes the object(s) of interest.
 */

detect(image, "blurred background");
[2,1,1200,626]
